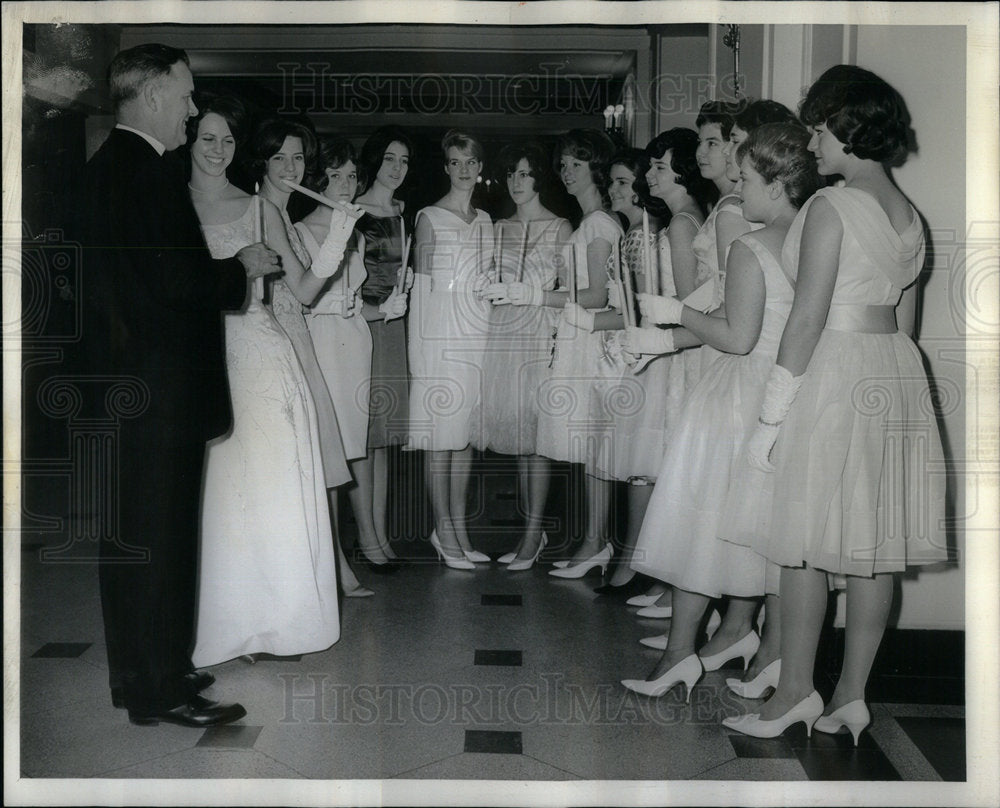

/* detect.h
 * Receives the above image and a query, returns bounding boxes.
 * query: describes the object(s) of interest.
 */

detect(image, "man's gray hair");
[108,43,190,113]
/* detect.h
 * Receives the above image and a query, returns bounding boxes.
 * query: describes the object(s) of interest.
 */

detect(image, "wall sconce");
[722,24,742,99]
[603,103,625,138]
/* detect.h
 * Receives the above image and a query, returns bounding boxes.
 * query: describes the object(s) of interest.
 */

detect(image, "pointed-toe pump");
[626,591,664,608]
[508,534,548,572]
[639,633,669,650]
[812,699,871,746]
[722,690,824,739]
[636,604,673,619]
[548,544,612,579]
[698,631,760,672]
[621,654,703,700]
[429,531,475,570]
[726,659,781,699]
[498,551,517,564]
[463,548,490,563]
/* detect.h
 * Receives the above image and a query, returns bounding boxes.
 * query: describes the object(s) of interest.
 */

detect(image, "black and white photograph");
[4,1,998,805]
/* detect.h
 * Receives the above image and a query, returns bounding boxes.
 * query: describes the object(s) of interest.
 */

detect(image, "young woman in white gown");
[723,66,947,743]
[251,118,370,598]
[475,142,572,570]
[189,99,358,666]
[597,131,711,594]
[619,123,820,701]
[298,136,376,597]
[410,130,493,569]
[535,129,623,579]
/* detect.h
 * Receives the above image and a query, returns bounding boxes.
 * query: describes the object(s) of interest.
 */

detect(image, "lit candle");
[642,209,653,295]
[283,180,363,220]
[516,220,529,284]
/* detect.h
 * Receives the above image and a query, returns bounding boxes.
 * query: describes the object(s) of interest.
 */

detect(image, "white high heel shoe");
[464,548,490,563]
[636,604,673,619]
[698,631,760,672]
[548,544,612,579]
[639,633,669,650]
[508,534,548,572]
[726,659,781,699]
[429,531,475,570]
[812,699,871,746]
[498,551,517,564]
[627,591,663,608]
[722,691,824,738]
[621,654,703,700]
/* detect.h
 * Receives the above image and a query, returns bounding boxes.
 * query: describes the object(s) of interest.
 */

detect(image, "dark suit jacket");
[79,128,248,441]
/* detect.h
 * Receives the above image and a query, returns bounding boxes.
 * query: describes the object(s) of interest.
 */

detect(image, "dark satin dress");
[356,212,409,448]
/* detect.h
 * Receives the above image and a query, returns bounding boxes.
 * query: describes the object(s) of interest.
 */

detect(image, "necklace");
[188,179,230,195]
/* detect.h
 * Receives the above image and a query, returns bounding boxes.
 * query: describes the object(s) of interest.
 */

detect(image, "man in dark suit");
[79,43,277,727]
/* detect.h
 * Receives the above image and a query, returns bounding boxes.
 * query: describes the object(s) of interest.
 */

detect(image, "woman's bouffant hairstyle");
[695,99,741,139]
[646,127,718,215]
[554,129,616,200]
[736,122,821,209]
[311,136,358,194]
[441,129,485,164]
[799,64,911,164]
[497,141,559,200]
[246,117,318,182]
[734,99,799,133]
[357,125,415,194]
[609,147,652,210]
[185,93,248,148]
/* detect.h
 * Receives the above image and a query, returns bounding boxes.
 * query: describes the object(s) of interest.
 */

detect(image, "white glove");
[507,282,544,307]
[311,208,361,278]
[483,281,510,304]
[746,365,803,472]
[621,325,676,356]
[379,287,407,321]
[637,292,684,325]
[472,273,491,296]
[563,302,595,333]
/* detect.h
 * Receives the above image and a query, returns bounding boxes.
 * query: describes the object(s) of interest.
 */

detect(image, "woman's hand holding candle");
[622,324,676,357]
[379,287,407,321]
[563,301,595,333]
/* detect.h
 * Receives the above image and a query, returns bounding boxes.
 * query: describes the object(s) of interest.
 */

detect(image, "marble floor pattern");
[13,452,967,803]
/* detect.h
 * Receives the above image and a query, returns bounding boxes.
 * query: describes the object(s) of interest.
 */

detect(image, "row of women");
[186,63,946,745]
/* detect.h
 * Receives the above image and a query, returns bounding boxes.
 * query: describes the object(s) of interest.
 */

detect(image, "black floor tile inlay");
[474,650,523,667]
[464,729,523,755]
[31,642,91,658]
[792,730,902,780]
[481,594,522,607]
[728,734,796,759]
[895,716,966,781]
[196,725,263,749]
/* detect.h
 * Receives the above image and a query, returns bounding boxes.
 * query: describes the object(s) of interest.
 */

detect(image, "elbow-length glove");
[562,302,595,333]
[746,365,804,472]
[310,208,360,279]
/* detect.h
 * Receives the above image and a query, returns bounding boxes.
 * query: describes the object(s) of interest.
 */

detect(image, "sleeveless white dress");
[630,233,793,598]
[407,205,493,451]
[299,226,373,462]
[723,187,947,576]
[193,201,340,667]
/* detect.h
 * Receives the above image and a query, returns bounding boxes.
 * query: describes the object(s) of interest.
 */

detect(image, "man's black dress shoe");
[112,671,215,709]
[129,695,247,727]
[184,670,216,692]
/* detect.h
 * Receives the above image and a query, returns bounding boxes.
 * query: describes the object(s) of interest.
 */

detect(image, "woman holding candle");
[353,126,414,568]
[475,142,572,570]
[596,132,713,594]
[534,129,623,579]
[188,98,355,666]
[409,129,493,568]
[297,135,377,597]
[618,122,821,700]
[723,67,945,742]
[250,118,371,597]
